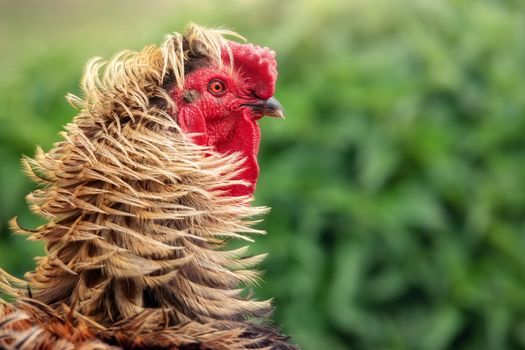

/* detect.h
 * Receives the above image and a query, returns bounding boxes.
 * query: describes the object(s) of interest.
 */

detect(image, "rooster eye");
[208,79,226,96]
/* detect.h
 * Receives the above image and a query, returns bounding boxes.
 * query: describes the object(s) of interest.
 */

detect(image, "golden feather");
[0,24,297,349]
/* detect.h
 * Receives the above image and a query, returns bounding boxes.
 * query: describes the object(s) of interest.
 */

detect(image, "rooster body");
[0,24,296,350]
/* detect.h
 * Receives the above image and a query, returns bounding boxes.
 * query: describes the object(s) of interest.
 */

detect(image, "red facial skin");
[170,42,278,197]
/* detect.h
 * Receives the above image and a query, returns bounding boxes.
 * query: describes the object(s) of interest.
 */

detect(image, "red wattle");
[211,113,261,197]
[177,107,260,197]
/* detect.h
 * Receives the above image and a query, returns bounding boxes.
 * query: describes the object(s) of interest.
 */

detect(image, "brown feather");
[0,298,297,350]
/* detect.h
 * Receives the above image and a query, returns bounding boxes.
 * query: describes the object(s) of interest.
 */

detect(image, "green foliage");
[1,0,525,349]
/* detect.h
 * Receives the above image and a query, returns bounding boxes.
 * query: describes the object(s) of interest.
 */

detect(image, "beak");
[242,96,286,119]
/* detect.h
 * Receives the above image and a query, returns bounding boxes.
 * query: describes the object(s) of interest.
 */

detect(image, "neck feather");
[2,45,271,326]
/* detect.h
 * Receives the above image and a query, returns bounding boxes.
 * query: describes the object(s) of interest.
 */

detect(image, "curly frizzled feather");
[1,23,270,326]
[0,23,298,349]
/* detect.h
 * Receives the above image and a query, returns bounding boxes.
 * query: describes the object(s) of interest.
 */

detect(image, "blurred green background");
[1,0,525,349]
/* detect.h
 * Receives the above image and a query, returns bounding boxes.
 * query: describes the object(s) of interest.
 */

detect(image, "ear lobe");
[177,107,208,146]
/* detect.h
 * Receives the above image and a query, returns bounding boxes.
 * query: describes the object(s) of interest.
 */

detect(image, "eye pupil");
[208,79,225,95]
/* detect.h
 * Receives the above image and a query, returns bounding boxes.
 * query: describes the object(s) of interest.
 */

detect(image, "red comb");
[222,41,278,99]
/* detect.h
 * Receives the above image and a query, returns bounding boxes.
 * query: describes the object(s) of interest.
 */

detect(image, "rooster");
[0,24,297,350]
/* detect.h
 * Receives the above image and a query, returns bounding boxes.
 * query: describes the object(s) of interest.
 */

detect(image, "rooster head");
[170,40,284,197]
